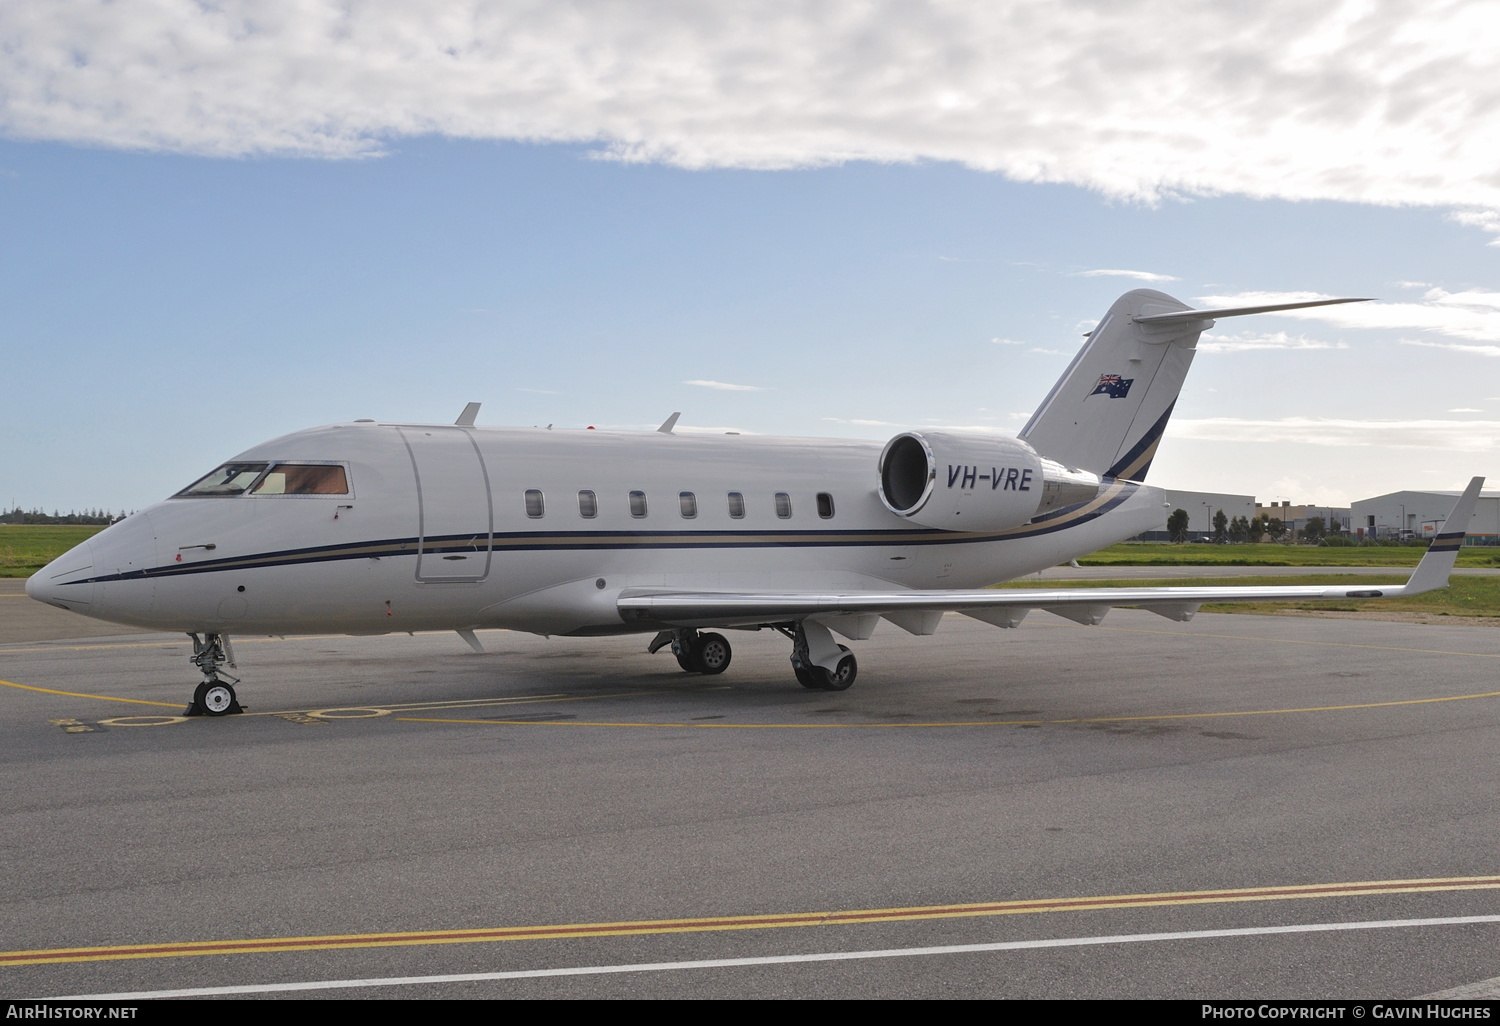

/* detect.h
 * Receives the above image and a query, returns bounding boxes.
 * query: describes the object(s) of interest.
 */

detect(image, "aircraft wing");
[618,478,1483,633]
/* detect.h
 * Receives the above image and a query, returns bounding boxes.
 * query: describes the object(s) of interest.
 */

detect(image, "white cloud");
[1026,347,1070,356]
[1401,339,1500,357]
[1449,209,1500,245]
[514,387,560,394]
[991,337,1024,345]
[5,2,1500,231]
[1449,408,1483,412]
[1197,290,1500,343]
[1168,417,1500,451]
[1197,331,1348,354]
[683,379,764,391]
[1075,269,1179,283]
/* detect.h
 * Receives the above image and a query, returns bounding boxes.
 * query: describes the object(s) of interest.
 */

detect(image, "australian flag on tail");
[1090,373,1134,399]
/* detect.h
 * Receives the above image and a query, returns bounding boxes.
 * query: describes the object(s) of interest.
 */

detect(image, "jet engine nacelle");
[877,431,1104,530]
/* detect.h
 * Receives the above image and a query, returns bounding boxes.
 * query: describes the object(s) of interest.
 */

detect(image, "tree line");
[0,507,129,525]
[1166,509,1336,544]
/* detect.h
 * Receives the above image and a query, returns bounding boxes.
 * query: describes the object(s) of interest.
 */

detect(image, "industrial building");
[1350,489,1500,544]
[1253,501,1353,537]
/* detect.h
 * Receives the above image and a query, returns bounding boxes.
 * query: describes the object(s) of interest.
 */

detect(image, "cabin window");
[727,492,746,519]
[680,492,698,519]
[629,490,648,518]
[817,492,835,519]
[524,489,545,518]
[578,490,598,518]
[177,462,270,497]
[775,492,792,519]
[250,464,349,496]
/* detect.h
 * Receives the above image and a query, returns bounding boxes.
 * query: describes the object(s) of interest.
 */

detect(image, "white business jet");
[28,289,1484,716]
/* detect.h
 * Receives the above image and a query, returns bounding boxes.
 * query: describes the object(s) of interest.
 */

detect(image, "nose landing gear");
[184,633,244,716]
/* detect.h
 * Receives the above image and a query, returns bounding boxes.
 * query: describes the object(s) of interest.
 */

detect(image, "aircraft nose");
[26,539,97,611]
[23,566,51,603]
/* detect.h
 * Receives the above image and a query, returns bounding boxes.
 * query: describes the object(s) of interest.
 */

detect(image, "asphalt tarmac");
[3,602,1500,999]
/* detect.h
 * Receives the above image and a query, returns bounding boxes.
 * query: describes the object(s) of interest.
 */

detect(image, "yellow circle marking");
[97,715,190,728]
[0,677,182,708]
[396,688,1500,730]
[307,707,391,720]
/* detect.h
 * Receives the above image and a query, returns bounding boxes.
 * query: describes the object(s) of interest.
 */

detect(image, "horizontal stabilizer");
[1133,297,1372,327]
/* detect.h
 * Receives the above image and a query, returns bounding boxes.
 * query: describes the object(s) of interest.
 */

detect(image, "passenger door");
[399,427,493,582]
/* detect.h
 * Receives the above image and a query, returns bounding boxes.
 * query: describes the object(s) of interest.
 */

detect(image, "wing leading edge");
[617,478,1484,633]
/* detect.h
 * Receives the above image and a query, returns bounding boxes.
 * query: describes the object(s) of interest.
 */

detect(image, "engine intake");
[878,431,1103,531]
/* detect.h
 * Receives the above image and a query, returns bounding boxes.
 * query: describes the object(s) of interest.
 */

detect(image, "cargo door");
[399,427,493,582]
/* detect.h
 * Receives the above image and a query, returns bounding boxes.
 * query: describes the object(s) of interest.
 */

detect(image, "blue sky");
[4,2,1500,511]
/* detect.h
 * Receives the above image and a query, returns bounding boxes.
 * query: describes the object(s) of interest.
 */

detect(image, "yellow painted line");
[6,875,1499,968]
[1094,623,1500,660]
[0,672,687,720]
[0,677,181,709]
[398,688,1500,730]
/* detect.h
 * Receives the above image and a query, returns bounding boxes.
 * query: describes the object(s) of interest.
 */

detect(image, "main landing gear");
[650,623,858,691]
[650,629,733,675]
[184,633,244,717]
[781,622,857,692]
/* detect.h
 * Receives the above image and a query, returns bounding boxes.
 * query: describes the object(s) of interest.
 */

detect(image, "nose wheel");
[184,633,244,716]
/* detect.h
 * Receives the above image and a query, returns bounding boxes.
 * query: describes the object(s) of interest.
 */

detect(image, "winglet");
[1404,477,1485,595]
[455,402,481,427]
[657,412,681,434]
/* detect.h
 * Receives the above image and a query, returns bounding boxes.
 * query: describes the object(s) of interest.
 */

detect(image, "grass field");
[1079,542,1500,568]
[0,525,107,578]
[996,573,1500,618]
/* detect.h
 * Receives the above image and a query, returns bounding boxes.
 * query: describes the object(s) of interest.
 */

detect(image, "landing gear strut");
[650,629,733,675]
[184,633,243,716]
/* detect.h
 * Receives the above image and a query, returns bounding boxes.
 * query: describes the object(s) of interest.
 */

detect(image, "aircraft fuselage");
[29,422,1164,637]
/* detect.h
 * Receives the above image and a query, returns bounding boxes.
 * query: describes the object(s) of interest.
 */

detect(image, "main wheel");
[693,633,732,675]
[811,646,858,692]
[193,680,239,716]
[790,656,820,688]
[675,647,697,673]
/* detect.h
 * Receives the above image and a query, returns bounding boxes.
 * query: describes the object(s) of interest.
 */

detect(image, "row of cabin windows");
[522,489,835,521]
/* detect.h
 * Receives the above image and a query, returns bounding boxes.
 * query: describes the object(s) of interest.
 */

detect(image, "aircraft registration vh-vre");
[28,289,1485,716]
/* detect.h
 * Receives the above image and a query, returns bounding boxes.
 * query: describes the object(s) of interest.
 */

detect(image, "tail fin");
[1017,290,1200,481]
[1017,290,1371,481]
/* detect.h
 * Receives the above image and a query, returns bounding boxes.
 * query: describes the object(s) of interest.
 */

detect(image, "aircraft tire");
[675,648,697,673]
[813,647,857,692]
[192,680,241,716]
[791,657,820,688]
[693,633,732,675]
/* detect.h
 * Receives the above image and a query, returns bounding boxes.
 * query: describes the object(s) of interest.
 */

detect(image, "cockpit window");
[177,463,270,497]
[250,465,349,495]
